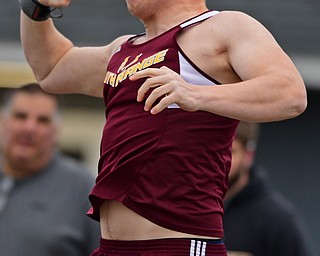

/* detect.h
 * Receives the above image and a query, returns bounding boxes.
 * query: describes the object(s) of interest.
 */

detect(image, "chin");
[14,155,33,163]
[126,0,151,18]
[12,149,35,162]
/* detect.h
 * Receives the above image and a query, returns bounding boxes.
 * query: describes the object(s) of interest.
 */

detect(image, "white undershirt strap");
[180,11,219,28]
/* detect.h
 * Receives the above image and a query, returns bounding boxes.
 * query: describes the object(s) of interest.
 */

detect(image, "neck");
[1,155,51,179]
[142,2,208,40]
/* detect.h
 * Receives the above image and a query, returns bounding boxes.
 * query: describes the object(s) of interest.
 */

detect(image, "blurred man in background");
[224,122,314,256]
[0,83,100,256]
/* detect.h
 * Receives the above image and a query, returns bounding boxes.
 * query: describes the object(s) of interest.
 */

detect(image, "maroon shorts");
[90,237,227,256]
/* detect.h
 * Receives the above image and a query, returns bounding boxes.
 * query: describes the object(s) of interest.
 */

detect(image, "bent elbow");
[288,86,308,118]
[38,80,57,94]
[293,95,307,116]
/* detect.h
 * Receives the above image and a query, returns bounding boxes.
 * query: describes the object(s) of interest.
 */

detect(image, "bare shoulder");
[110,35,133,47]
[210,10,273,37]
[108,35,133,54]
[211,10,262,27]
[206,10,277,48]
[93,34,131,65]
[186,10,271,49]
[177,10,285,84]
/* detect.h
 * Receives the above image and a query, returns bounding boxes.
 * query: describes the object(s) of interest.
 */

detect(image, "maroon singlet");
[88,10,239,238]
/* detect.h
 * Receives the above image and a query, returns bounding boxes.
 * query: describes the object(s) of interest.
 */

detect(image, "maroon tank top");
[88,10,239,238]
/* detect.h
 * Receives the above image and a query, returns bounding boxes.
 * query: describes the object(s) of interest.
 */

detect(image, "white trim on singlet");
[180,11,220,28]
[167,52,216,109]
[168,11,219,109]
[179,52,215,86]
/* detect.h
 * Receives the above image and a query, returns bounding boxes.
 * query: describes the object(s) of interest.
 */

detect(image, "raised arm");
[20,0,128,97]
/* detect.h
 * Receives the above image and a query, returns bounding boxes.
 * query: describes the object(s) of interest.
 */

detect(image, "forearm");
[196,75,307,122]
[20,11,73,83]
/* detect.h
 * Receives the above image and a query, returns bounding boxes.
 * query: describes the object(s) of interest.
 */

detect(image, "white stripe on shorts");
[190,240,206,256]
[190,240,196,256]
[201,242,207,256]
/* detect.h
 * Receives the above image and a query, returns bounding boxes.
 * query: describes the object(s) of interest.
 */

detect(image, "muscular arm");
[20,5,129,97]
[198,11,307,122]
[133,11,307,122]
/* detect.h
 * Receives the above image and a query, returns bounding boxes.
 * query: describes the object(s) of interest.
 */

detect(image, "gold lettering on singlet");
[104,49,169,88]
[154,50,168,64]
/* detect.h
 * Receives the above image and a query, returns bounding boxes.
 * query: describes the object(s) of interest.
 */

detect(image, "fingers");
[136,76,173,113]
[130,66,178,114]
[131,67,169,102]
[144,85,172,113]
[136,75,166,102]
[130,67,162,81]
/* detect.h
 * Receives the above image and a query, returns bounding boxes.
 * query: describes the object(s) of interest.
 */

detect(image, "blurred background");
[0,0,319,254]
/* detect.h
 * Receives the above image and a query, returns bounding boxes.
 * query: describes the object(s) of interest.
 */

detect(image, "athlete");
[19,0,307,255]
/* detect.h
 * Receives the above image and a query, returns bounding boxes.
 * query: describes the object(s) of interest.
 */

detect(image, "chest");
[176,22,241,84]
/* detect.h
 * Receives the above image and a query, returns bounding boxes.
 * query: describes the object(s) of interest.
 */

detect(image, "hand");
[131,66,199,114]
[37,0,71,8]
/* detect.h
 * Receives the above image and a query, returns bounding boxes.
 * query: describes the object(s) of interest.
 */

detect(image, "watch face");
[227,252,254,256]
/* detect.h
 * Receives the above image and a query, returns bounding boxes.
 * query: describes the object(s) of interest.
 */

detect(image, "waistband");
[99,237,226,255]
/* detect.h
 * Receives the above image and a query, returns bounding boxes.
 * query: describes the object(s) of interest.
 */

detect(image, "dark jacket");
[223,167,314,256]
